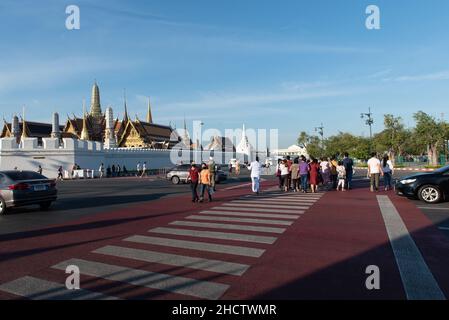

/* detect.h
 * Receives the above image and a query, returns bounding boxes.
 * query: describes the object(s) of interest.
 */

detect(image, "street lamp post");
[200,121,204,163]
[315,123,325,152]
[361,108,374,152]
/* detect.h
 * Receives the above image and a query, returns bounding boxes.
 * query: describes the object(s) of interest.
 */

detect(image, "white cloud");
[384,70,449,82]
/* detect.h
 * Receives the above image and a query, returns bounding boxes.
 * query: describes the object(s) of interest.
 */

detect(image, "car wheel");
[171,176,180,185]
[418,185,441,204]
[39,201,52,211]
[0,197,7,215]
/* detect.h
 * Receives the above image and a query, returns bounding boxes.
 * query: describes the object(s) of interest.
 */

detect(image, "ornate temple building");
[1,82,180,149]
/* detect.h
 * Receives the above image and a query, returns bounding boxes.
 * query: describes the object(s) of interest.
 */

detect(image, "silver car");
[0,170,58,215]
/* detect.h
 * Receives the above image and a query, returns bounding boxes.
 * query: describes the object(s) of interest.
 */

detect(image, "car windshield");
[3,171,47,181]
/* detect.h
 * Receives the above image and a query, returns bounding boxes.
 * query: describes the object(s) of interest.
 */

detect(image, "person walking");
[117,164,121,177]
[247,156,262,195]
[299,156,310,193]
[330,157,338,189]
[199,163,212,202]
[309,158,320,193]
[367,152,383,192]
[320,157,330,190]
[136,162,141,177]
[276,159,283,189]
[279,159,290,192]
[382,155,394,191]
[188,162,200,202]
[342,152,354,190]
[99,163,104,178]
[291,157,300,192]
[37,165,43,175]
[208,157,217,191]
[111,164,116,177]
[229,160,233,174]
[336,161,347,191]
[285,156,293,191]
[140,162,147,178]
[235,160,241,176]
[57,166,64,180]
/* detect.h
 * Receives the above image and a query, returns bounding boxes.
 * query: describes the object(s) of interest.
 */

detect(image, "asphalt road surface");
[0,173,252,235]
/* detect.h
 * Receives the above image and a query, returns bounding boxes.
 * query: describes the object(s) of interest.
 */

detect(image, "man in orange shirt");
[199,163,212,202]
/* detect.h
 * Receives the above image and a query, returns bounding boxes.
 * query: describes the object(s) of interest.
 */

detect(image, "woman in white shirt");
[279,160,290,192]
[382,155,394,191]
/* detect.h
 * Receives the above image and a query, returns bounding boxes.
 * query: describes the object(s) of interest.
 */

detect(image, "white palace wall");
[0,138,262,179]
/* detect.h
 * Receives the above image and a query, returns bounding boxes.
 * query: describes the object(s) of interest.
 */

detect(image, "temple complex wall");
[0,138,263,179]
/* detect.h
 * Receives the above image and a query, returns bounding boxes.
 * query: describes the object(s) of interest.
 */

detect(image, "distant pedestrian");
[320,157,331,189]
[199,163,212,202]
[309,158,320,193]
[367,152,383,192]
[299,156,310,193]
[229,160,233,174]
[140,162,147,178]
[336,161,346,191]
[279,159,289,192]
[208,157,217,191]
[111,164,116,177]
[99,163,104,178]
[330,157,338,189]
[291,158,300,192]
[106,166,111,178]
[37,165,43,175]
[247,156,262,194]
[188,162,200,202]
[57,166,64,180]
[342,152,354,190]
[235,160,241,176]
[117,164,121,177]
[276,159,283,189]
[136,162,141,177]
[382,155,394,191]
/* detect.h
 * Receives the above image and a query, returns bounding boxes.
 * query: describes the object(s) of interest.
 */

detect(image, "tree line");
[297,111,449,166]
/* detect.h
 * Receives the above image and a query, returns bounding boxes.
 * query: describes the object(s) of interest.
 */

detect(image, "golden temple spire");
[81,99,90,140]
[90,81,102,118]
[146,97,153,123]
[123,88,129,124]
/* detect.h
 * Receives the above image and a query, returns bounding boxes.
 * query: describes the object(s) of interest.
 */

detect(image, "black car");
[395,165,449,203]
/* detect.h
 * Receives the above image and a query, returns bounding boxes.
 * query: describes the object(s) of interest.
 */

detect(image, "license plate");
[34,184,47,191]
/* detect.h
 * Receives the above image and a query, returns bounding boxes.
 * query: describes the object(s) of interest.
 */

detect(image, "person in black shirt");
[342,152,354,190]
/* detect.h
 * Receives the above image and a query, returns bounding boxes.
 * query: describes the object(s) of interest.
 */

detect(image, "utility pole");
[361,107,374,152]
[315,123,325,151]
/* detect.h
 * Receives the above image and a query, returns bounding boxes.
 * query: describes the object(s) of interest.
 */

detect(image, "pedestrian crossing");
[0,189,324,300]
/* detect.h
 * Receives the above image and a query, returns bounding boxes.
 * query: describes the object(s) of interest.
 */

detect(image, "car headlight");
[400,178,416,184]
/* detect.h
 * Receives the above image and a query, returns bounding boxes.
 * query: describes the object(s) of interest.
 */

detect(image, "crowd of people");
[274,152,395,193]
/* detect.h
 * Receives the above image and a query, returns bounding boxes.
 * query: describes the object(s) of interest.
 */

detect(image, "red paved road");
[0,181,448,300]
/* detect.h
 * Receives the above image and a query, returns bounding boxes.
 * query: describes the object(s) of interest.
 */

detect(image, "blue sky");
[1,0,449,147]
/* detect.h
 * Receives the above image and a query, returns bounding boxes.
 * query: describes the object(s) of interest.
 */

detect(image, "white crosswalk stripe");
[222,203,309,210]
[52,258,229,300]
[186,215,294,226]
[94,245,249,276]
[125,235,265,257]
[0,276,119,300]
[170,220,286,234]
[148,227,277,244]
[201,210,300,220]
[210,206,303,214]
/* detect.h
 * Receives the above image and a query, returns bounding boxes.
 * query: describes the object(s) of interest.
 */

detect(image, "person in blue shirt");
[342,152,354,190]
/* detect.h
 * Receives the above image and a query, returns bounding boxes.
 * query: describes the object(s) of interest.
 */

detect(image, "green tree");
[374,114,408,164]
[413,111,449,166]
[325,132,370,160]
[297,131,322,158]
